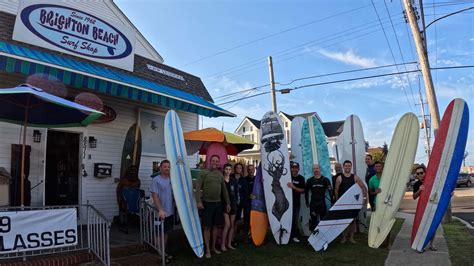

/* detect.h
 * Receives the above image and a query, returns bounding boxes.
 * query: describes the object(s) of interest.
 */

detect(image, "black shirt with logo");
[305,176,331,206]
[291,174,306,207]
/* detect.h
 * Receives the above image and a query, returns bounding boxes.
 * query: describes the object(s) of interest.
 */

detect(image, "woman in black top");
[221,164,238,251]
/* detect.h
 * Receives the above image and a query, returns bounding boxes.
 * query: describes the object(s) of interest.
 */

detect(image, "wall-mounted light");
[89,136,97,148]
[33,130,42,143]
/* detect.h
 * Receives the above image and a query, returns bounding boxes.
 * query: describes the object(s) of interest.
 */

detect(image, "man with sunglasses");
[412,165,437,251]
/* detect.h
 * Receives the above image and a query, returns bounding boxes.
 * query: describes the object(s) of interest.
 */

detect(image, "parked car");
[456,173,472,187]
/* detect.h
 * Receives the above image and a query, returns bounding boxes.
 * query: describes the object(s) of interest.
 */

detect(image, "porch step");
[81,252,162,266]
[0,250,95,266]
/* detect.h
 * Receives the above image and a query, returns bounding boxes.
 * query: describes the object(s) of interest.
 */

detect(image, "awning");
[0,41,235,118]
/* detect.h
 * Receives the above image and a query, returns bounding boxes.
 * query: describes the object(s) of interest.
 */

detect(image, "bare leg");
[221,214,230,251]
[429,236,437,250]
[204,227,211,258]
[212,226,221,254]
[349,222,357,243]
[228,214,236,249]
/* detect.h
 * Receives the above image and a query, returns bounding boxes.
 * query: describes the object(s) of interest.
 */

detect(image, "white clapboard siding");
[0,91,199,220]
[0,0,163,62]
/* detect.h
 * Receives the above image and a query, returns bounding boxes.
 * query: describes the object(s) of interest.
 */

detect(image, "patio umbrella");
[183,127,256,156]
[0,84,103,205]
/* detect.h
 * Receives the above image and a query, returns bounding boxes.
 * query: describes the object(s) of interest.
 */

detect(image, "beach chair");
[120,187,144,233]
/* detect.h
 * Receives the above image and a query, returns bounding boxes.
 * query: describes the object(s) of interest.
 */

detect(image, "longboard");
[164,110,204,258]
[290,117,307,236]
[301,115,332,235]
[120,123,142,178]
[260,111,293,245]
[368,112,419,248]
[250,164,268,246]
[340,114,367,232]
[308,184,363,251]
[411,99,469,252]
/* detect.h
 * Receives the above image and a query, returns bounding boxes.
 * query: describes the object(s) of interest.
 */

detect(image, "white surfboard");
[368,112,419,248]
[164,110,204,258]
[340,114,367,232]
[260,111,293,244]
[308,184,363,251]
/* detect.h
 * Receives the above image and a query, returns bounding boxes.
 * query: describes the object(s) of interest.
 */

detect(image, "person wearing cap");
[287,161,305,243]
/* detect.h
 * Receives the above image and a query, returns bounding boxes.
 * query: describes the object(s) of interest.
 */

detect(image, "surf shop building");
[0,0,234,220]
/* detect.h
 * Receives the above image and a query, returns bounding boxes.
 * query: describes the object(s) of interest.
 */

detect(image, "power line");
[213,83,269,100]
[181,4,371,67]
[371,0,414,112]
[276,61,418,86]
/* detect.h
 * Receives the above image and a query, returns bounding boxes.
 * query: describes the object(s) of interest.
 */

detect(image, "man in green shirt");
[368,161,383,212]
[196,155,230,258]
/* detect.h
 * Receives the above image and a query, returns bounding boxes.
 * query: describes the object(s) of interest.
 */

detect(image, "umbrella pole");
[20,98,30,206]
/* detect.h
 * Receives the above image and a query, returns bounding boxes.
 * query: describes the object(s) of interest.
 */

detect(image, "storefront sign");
[146,64,185,81]
[13,0,135,71]
[0,209,77,253]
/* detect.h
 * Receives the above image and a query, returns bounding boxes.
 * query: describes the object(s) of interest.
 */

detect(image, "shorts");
[155,215,174,233]
[202,201,224,227]
[224,202,236,215]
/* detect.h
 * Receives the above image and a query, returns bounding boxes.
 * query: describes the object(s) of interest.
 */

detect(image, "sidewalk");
[385,212,451,266]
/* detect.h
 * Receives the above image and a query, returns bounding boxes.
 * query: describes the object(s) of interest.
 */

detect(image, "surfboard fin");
[322,242,329,251]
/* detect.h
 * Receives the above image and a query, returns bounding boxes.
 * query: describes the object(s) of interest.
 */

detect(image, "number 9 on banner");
[0,216,11,233]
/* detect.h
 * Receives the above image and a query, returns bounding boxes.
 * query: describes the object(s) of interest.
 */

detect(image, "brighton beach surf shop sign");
[13,0,135,71]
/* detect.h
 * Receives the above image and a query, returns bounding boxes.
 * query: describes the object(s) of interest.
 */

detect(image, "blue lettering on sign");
[20,4,132,60]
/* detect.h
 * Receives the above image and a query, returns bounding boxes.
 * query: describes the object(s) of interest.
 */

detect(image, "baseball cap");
[290,161,299,168]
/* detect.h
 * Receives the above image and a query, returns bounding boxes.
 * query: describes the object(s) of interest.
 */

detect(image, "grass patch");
[171,218,404,265]
[442,220,474,266]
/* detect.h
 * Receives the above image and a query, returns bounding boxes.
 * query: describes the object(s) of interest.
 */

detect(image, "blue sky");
[115,0,474,165]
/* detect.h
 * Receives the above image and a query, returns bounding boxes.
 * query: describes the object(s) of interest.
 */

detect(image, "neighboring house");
[235,111,344,169]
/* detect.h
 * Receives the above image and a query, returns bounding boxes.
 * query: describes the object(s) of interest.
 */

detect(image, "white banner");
[12,0,135,71]
[0,208,77,254]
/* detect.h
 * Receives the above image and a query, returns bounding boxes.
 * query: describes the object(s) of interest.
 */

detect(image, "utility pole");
[268,56,277,113]
[418,93,431,157]
[403,0,440,136]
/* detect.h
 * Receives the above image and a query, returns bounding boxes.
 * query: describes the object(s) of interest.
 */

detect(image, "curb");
[452,216,474,229]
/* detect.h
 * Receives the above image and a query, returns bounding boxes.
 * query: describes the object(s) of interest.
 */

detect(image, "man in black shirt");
[331,162,343,202]
[305,164,332,231]
[239,164,255,243]
[412,165,437,251]
[287,161,305,243]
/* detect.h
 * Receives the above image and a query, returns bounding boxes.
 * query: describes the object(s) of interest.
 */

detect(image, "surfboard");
[260,111,293,245]
[340,114,367,232]
[251,164,268,246]
[368,112,419,248]
[164,110,204,258]
[308,183,364,251]
[120,123,142,179]
[301,115,333,235]
[411,99,469,252]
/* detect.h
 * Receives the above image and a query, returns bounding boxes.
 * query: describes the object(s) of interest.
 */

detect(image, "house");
[234,111,344,169]
[0,1,233,220]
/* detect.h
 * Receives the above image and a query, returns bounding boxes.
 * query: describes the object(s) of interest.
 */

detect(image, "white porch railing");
[140,199,166,265]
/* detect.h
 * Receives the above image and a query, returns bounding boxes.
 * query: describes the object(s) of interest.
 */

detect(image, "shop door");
[45,131,80,205]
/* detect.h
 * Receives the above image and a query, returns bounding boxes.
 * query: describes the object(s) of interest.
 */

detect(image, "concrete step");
[1,250,95,266]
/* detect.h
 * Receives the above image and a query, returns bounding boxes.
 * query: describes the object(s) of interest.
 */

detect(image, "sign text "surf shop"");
[13,1,135,71]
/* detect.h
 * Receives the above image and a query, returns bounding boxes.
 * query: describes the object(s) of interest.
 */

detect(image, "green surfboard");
[120,123,142,179]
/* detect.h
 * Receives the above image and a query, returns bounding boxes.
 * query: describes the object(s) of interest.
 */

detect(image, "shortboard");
[120,123,142,178]
[411,99,469,252]
[250,164,268,246]
[164,110,204,258]
[308,184,364,251]
[260,111,293,245]
[340,114,367,232]
[301,115,332,235]
[368,112,419,248]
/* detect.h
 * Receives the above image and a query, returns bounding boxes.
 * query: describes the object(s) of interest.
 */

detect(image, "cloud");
[318,49,379,68]
[207,76,253,101]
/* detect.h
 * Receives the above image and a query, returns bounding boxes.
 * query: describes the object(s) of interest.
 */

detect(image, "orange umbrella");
[183,128,255,156]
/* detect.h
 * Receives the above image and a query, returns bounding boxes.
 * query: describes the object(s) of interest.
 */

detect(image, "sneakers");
[292,237,300,243]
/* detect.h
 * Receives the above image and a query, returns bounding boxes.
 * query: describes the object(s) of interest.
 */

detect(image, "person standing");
[287,161,305,242]
[305,164,332,231]
[150,160,174,263]
[334,160,368,244]
[368,161,383,212]
[412,165,437,251]
[221,164,238,251]
[365,154,376,210]
[196,155,231,258]
[239,164,256,243]
[231,163,244,246]
[332,162,343,202]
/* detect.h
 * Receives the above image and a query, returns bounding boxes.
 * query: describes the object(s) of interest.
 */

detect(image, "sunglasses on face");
[415,172,424,176]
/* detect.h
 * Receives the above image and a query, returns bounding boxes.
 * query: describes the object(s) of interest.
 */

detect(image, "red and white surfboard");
[411,98,469,251]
